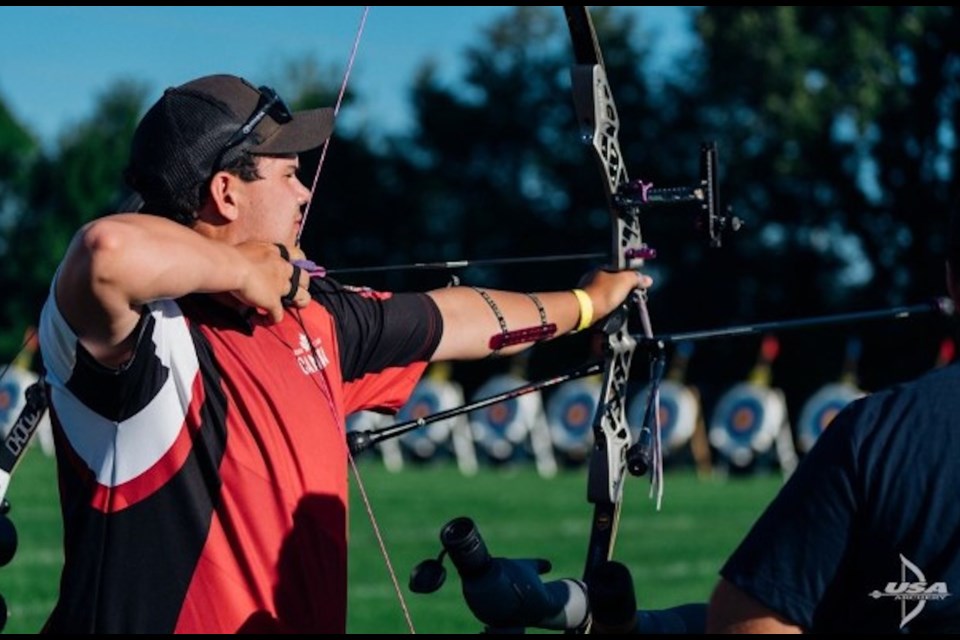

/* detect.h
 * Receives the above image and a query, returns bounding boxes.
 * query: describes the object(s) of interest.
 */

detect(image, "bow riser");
[566,7,645,601]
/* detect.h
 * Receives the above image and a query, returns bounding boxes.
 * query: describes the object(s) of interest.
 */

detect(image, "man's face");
[234,155,310,246]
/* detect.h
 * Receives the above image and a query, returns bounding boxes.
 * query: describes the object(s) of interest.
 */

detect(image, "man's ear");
[206,171,240,222]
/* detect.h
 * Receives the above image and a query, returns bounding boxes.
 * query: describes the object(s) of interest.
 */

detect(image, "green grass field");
[0,449,783,633]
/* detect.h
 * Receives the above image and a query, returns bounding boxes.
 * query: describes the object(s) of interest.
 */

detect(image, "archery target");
[346,410,387,433]
[546,378,599,461]
[628,380,698,455]
[797,382,864,452]
[344,410,391,460]
[469,374,537,462]
[0,369,30,438]
[346,410,409,470]
[709,382,785,468]
[396,379,463,460]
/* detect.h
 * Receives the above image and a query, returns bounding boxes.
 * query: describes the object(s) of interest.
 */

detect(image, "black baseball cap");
[125,74,334,213]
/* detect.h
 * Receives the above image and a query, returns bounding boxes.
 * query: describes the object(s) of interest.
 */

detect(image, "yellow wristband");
[571,289,593,333]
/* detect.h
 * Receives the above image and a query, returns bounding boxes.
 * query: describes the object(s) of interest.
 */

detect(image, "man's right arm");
[706,579,803,634]
[55,214,297,366]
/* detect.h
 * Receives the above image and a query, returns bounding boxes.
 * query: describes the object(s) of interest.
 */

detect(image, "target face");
[709,382,785,467]
[469,374,534,461]
[396,380,464,459]
[797,382,863,452]
[346,411,382,433]
[0,382,17,424]
[399,385,441,458]
[546,379,598,457]
[0,367,35,437]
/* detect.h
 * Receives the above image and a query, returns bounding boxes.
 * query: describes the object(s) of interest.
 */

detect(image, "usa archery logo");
[868,554,951,629]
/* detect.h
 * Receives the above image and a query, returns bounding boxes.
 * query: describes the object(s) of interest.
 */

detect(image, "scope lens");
[440,516,490,578]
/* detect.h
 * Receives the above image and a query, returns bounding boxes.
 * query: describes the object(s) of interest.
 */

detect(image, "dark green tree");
[272,56,431,283]
[347,7,678,292]
[0,96,41,358]
[683,7,960,398]
[0,80,147,361]
[314,7,694,388]
[0,97,38,235]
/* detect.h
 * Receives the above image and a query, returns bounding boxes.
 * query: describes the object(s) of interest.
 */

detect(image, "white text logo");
[868,554,950,628]
[293,333,330,376]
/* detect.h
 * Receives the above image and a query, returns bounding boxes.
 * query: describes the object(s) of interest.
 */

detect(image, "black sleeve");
[308,277,443,382]
[718,397,866,630]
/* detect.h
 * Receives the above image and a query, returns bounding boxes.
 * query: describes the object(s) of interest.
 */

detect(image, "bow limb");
[564,5,651,594]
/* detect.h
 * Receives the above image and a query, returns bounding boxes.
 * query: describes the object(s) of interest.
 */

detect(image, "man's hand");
[579,268,654,321]
[232,242,311,322]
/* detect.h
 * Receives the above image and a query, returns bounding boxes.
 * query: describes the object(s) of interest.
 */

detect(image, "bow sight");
[612,142,742,249]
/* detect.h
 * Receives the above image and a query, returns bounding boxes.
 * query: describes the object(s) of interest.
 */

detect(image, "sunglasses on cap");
[221,85,293,154]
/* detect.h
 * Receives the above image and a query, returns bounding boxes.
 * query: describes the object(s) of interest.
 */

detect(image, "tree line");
[2,7,959,427]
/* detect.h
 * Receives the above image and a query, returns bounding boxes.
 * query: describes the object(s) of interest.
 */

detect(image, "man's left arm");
[427,269,648,361]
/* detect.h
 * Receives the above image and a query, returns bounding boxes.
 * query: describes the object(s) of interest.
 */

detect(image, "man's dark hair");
[137,152,262,225]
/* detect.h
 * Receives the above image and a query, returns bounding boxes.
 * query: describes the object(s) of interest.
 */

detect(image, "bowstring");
[296,6,370,246]
[295,7,416,632]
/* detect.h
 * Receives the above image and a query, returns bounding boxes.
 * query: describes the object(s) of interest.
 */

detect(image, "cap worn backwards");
[124,74,334,214]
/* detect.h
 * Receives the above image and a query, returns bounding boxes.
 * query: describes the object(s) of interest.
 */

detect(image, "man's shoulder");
[869,361,960,405]
[831,361,960,446]
[309,276,391,301]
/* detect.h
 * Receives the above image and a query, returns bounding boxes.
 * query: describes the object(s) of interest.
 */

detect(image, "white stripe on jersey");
[40,294,201,487]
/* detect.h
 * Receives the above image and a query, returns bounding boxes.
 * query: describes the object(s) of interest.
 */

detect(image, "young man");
[37,74,647,633]
[706,213,960,633]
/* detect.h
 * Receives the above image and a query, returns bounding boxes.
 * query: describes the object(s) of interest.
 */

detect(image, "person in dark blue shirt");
[707,212,960,633]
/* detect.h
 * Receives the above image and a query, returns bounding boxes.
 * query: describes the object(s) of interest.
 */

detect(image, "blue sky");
[0,7,695,148]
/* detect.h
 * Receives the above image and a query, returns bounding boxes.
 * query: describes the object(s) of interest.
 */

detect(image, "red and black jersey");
[38,276,442,633]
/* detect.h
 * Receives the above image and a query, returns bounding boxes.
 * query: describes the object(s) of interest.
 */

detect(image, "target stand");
[546,376,600,467]
[469,373,556,478]
[346,410,403,471]
[395,378,478,476]
[796,382,864,453]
